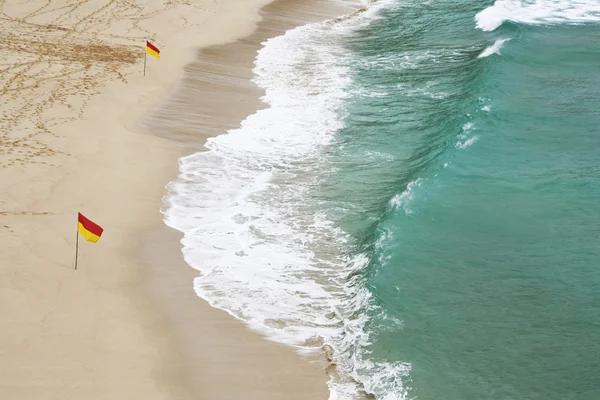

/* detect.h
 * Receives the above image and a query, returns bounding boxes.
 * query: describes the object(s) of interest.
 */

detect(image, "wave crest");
[476,0,600,31]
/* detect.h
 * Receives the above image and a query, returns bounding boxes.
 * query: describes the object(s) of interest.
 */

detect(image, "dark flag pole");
[75,215,79,270]
[143,50,147,77]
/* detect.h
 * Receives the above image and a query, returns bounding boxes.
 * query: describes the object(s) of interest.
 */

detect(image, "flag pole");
[75,215,79,271]
[143,50,147,77]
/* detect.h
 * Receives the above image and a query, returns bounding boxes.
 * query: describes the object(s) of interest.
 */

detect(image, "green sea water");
[321,1,600,398]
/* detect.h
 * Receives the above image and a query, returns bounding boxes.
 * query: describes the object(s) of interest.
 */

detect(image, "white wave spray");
[478,38,511,58]
[476,0,600,31]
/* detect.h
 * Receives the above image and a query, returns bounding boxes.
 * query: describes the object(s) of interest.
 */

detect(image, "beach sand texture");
[0,0,356,398]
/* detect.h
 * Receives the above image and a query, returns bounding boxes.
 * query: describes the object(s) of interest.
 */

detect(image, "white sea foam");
[165,15,351,347]
[476,0,600,31]
[478,38,512,58]
[478,97,492,112]
[390,179,422,215]
[455,121,479,149]
[456,135,479,149]
[162,1,408,399]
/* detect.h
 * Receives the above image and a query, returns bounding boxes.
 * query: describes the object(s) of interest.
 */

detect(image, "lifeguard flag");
[78,213,103,243]
[146,41,160,60]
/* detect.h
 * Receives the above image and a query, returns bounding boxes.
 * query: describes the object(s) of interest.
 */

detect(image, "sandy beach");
[0,0,356,398]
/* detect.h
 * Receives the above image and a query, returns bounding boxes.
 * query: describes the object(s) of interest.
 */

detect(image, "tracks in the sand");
[0,0,200,169]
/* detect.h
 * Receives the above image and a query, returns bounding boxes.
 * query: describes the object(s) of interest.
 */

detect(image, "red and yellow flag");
[146,41,160,60]
[78,212,103,243]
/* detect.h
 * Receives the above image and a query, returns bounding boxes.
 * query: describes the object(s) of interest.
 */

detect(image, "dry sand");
[0,0,356,398]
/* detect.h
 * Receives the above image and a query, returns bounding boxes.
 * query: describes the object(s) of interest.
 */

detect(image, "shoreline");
[143,0,360,397]
[0,0,358,399]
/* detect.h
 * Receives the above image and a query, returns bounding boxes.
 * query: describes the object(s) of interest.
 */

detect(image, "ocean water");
[162,0,600,399]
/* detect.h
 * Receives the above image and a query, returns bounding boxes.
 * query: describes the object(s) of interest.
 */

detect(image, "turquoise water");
[320,1,600,398]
